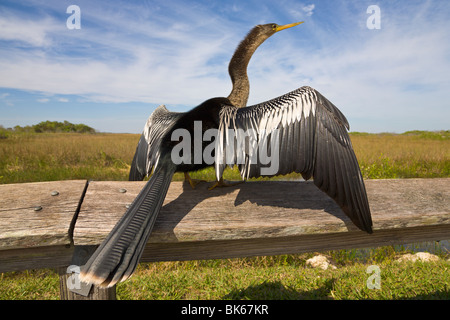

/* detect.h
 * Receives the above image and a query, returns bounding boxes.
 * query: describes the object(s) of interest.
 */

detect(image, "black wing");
[216,86,372,233]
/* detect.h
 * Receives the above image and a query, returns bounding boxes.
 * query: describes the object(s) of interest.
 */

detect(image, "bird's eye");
[271,24,277,30]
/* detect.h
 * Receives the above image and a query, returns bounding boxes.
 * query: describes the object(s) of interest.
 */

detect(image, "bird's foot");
[184,173,207,189]
[208,178,244,190]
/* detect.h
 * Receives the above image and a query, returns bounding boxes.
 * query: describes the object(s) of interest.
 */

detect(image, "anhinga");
[80,22,373,288]
[128,22,302,184]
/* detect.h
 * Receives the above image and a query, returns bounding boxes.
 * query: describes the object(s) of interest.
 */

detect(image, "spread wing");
[129,105,183,180]
[216,86,372,233]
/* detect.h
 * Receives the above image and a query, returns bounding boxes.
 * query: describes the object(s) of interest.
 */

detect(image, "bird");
[80,22,373,288]
[128,22,303,186]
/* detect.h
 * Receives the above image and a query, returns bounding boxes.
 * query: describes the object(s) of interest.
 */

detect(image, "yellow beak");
[275,21,304,32]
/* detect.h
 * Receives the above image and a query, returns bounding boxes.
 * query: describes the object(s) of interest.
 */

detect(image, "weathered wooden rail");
[1,178,449,299]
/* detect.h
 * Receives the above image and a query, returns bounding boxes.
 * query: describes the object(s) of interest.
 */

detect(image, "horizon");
[1,0,449,134]
[2,120,448,136]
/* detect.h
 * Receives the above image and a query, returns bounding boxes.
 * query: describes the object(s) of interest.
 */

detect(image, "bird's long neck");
[227,28,268,108]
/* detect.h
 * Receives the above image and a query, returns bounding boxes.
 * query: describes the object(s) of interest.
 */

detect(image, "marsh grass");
[351,131,449,179]
[0,133,135,183]
[0,130,449,300]
[1,130,448,184]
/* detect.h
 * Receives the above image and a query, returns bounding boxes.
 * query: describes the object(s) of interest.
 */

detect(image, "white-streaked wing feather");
[129,105,183,180]
[216,86,372,233]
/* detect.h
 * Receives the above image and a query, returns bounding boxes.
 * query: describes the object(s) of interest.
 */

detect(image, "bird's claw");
[208,178,243,190]
[184,173,207,189]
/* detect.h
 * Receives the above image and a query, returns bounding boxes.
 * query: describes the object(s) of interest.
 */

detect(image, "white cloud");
[0,92,13,107]
[0,1,449,133]
[0,2,236,105]
[58,98,69,102]
[288,2,315,19]
[37,98,50,103]
[302,4,315,16]
[243,3,450,132]
[0,15,60,47]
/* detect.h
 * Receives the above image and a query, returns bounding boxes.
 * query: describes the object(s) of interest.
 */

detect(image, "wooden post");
[58,245,116,300]
[58,268,117,300]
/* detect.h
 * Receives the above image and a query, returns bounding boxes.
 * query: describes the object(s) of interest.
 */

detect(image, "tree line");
[1,120,96,134]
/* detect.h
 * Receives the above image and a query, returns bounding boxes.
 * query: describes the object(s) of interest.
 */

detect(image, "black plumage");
[215,86,372,232]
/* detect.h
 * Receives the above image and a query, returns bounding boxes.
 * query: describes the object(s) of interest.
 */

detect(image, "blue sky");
[0,0,449,133]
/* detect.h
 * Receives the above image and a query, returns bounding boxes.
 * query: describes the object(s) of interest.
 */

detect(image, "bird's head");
[254,21,304,39]
[227,21,304,108]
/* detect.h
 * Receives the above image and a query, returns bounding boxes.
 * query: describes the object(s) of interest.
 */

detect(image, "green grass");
[118,250,449,300]
[0,130,449,300]
[0,269,60,300]
[1,250,449,300]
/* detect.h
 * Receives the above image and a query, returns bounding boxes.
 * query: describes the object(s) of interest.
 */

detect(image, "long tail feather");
[80,163,176,287]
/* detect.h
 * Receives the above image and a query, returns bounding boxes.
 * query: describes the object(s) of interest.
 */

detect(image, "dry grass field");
[0,130,448,184]
[351,131,449,179]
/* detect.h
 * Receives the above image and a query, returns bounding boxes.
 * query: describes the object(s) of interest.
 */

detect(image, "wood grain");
[0,178,448,272]
[0,245,73,273]
[74,178,450,245]
[0,180,87,250]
